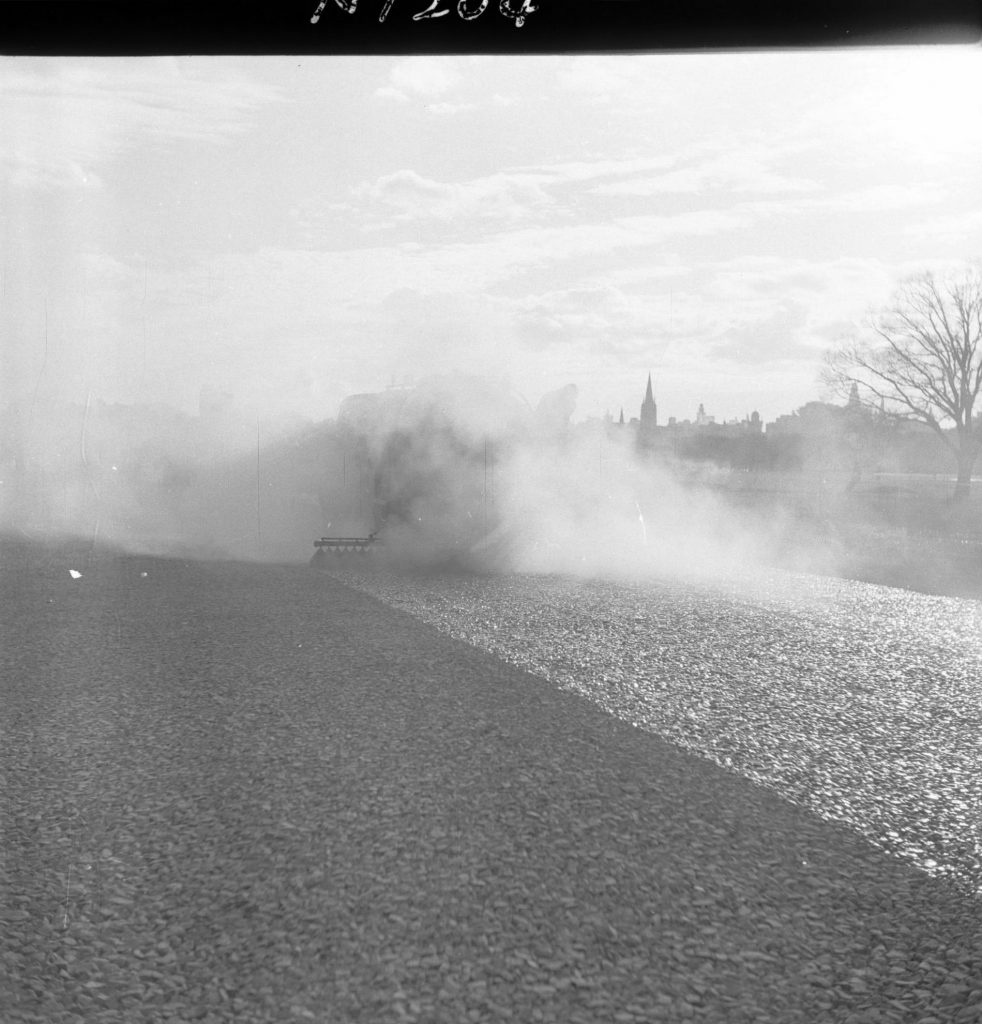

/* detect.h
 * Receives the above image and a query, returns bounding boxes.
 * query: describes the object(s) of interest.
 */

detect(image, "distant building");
[640,373,658,438]
[765,401,840,436]
[600,375,772,469]
[604,374,962,476]
[634,375,660,452]
[695,403,714,427]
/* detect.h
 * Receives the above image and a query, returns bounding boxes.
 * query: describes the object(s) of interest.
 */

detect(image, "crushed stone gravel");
[2,537,981,1024]
[325,562,982,902]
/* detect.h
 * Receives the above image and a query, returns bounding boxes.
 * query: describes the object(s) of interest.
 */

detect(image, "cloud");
[818,182,948,213]
[0,58,281,191]
[373,287,520,383]
[687,256,930,378]
[229,209,752,327]
[711,303,817,365]
[599,261,691,290]
[513,154,680,189]
[349,168,554,229]
[341,155,719,235]
[707,256,897,321]
[555,57,660,104]
[375,57,462,103]
[511,283,674,358]
[731,180,948,232]
[903,209,982,246]
[369,207,753,307]
[426,102,477,116]
[591,150,820,198]
[800,46,982,168]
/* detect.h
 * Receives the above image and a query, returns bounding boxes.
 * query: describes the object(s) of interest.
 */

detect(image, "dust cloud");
[305,374,824,585]
[0,374,879,586]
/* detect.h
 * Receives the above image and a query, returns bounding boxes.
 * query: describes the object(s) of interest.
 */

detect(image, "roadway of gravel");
[2,538,981,1024]
[324,561,982,901]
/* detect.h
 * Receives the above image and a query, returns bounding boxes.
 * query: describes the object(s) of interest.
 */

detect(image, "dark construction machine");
[307,431,384,566]
[310,532,378,562]
[310,380,523,569]
[308,430,501,566]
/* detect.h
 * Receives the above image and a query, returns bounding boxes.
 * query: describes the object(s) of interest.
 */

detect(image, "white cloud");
[416,208,752,295]
[0,58,281,191]
[801,46,982,168]
[491,146,818,213]
[608,209,753,245]
[711,303,817,366]
[592,150,820,198]
[516,155,680,188]
[730,181,948,231]
[555,56,657,104]
[599,261,691,290]
[426,101,477,116]
[10,51,976,430]
[707,256,898,328]
[349,168,554,229]
[375,57,462,103]
[512,283,666,355]
[342,156,700,232]
[819,183,948,213]
[375,86,409,104]
[903,210,982,247]
[106,202,755,417]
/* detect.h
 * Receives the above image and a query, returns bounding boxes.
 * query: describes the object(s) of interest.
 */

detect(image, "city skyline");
[4,50,982,440]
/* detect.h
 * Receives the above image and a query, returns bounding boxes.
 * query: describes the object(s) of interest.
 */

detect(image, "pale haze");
[3,49,982,439]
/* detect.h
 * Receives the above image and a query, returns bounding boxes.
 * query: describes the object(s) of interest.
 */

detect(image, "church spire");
[640,372,657,434]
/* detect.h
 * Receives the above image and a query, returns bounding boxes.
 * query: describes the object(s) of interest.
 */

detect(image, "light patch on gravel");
[324,564,982,900]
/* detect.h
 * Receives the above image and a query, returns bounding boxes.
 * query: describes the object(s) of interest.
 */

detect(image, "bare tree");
[823,265,982,500]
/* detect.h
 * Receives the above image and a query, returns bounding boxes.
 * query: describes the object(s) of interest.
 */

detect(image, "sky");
[3,48,982,434]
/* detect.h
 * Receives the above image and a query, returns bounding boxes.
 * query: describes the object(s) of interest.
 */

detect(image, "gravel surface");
[3,537,982,1024]
[325,562,982,901]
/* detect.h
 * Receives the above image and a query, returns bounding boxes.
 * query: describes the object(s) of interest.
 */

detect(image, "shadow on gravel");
[2,540,980,1024]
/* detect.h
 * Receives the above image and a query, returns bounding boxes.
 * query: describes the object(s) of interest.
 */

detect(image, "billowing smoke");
[322,373,822,584]
[0,373,848,584]
[1,393,277,561]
